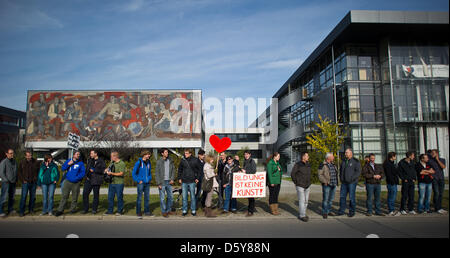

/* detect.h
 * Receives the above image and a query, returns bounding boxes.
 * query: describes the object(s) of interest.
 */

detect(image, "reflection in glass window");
[358,56,372,67]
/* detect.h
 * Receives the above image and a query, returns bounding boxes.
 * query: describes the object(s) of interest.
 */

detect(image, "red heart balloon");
[209,135,232,153]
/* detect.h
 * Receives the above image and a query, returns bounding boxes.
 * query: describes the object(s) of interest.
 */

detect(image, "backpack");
[135,159,150,176]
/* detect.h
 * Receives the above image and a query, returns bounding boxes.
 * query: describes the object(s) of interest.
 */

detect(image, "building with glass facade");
[261,10,448,174]
[0,105,26,159]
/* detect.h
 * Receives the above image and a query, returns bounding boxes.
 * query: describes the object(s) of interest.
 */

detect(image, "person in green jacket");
[267,152,283,215]
[37,154,60,216]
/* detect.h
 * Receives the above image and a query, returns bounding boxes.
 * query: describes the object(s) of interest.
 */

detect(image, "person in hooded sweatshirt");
[55,151,86,217]
[0,149,18,217]
[37,154,60,216]
[132,150,153,218]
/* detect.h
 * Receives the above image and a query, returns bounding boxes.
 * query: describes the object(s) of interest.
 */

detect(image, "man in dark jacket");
[82,150,106,214]
[155,148,175,217]
[337,148,361,217]
[397,151,417,215]
[178,149,200,216]
[217,152,227,204]
[362,153,385,216]
[428,149,447,214]
[383,152,400,216]
[195,149,206,206]
[291,152,312,222]
[242,150,257,217]
[18,151,40,217]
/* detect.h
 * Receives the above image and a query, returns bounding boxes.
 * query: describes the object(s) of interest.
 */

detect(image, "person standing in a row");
[318,152,338,219]
[217,152,227,208]
[105,151,126,216]
[132,150,153,218]
[37,154,59,216]
[242,150,257,217]
[416,154,435,214]
[0,149,17,217]
[178,149,200,216]
[428,149,447,214]
[55,151,86,217]
[222,155,239,214]
[383,152,401,216]
[155,148,175,218]
[398,151,417,215]
[362,153,385,216]
[266,152,282,216]
[203,155,218,218]
[82,150,106,215]
[291,152,311,222]
[18,151,40,217]
[337,148,361,217]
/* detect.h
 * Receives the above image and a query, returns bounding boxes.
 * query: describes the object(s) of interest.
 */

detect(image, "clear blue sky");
[0,0,448,119]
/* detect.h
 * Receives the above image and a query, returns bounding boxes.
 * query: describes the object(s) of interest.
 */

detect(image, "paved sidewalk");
[15,180,449,195]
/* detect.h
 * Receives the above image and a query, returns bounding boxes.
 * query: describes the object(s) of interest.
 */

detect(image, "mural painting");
[26,90,202,142]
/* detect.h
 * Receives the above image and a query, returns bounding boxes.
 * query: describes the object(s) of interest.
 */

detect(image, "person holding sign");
[222,156,240,214]
[242,150,257,217]
[291,152,311,222]
[266,152,282,216]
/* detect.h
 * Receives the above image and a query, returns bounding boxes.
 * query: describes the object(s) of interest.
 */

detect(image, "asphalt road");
[1,216,448,238]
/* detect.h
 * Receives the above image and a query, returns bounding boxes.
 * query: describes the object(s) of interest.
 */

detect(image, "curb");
[2,212,448,222]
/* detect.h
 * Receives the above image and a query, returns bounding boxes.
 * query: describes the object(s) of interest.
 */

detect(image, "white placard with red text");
[232,172,266,198]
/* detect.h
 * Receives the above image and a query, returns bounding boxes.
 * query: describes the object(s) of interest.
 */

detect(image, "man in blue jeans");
[362,153,385,216]
[318,153,339,219]
[155,148,175,218]
[0,149,18,217]
[18,151,40,217]
[132,150,153,218]
[415,154,435,214]
[428,149,447,214]
[338,148,361,217]
[383,152,401,216]
[105,151,126,216]
[178,149,200,216]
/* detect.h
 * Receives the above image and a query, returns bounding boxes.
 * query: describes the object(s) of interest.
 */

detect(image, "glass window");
[359,83,374,95]
[358,56,372,67]
[349,96,360,122]
[348,68,359,81]
[347,56,358,67]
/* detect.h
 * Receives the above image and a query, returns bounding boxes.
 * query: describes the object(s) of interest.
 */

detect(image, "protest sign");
[232,172,266,198]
